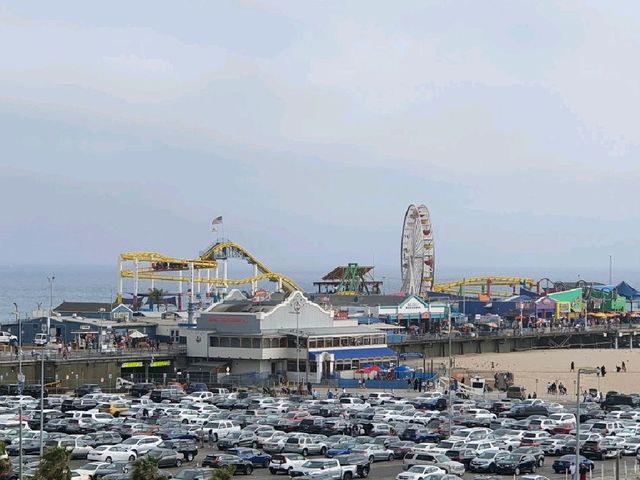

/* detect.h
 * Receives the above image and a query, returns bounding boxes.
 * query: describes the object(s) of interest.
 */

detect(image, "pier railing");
[0,343,187,363]
[389,324,623,344]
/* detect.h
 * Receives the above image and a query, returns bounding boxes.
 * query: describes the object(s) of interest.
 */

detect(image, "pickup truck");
[290,458,361,480]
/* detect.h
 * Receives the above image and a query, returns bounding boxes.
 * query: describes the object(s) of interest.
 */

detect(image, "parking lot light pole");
[576,367,599,479]
[13,303,22,480]
[447,301,453,436]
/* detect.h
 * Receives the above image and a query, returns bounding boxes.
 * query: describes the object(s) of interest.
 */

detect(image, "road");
[66,448,640,480]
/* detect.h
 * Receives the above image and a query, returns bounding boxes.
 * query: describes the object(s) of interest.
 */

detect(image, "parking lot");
[5,383,640,479]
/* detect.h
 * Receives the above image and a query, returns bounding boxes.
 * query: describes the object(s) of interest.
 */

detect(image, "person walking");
[570,361,575,372]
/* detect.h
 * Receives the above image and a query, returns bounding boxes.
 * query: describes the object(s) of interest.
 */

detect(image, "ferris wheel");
[401,204,435,297]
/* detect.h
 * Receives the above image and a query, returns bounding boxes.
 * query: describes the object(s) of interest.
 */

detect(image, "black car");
[44,418,67,432]
[28,411,64,430]
[512,446,545,467]
[494,453,537,475]
[499,406,549,419]
[298,418,326,434]
[130,383,155,398]
[0,385,20,395]
[6,440,41,456]
[334,454,371,478]
[75,384,102,397]
[150,389,186,403]
[159,439,198,462]
[64,418,97,434]
[202,454,254,475]
[22,384,48,398]
[60,398,76,412]
[186,383,208,394]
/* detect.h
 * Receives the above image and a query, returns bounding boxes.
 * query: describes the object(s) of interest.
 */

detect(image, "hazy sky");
[1,1,639,281]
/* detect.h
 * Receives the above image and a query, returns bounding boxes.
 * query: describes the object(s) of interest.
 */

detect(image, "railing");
[395,324,622,344]
[0,343,187,363]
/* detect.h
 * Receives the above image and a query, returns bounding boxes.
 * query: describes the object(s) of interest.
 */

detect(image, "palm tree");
[131,456,161,480]
[211,466,236,480]
[0,442,9,478]
[33,446,71,480]
[147,288,167,311]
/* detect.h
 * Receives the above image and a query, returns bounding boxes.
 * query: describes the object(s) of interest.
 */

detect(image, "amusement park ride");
[119,203,536,307]
[400,203,534,298]
[117,241,300,304]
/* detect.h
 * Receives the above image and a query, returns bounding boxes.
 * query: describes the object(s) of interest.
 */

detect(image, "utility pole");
[609,255,613,285]
[13,303,23,480]
[447,301,453,436]
[41,276,54,457]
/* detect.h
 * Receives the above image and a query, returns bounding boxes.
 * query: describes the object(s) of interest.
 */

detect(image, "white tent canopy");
[128,330,147,338]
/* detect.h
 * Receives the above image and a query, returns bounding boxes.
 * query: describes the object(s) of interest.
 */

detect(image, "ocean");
[1,264,634,322]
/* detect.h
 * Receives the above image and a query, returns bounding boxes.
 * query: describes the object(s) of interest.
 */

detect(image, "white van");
[34,333,48,346]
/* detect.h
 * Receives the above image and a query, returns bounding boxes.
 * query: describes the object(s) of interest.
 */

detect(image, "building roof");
[320,266,374,281]
[54,301,116,313]
[275,325,387,337]
[209,300,281,314]
[309,294,409,308]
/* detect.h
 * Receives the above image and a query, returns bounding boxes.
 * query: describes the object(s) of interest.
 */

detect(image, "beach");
[413,348,640,399]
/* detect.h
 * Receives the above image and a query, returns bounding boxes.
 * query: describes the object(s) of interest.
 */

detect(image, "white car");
[0,331,17,344]
[87,445,137,463]
[396,465,446,480]
[203,420,240,441]
[72,462,110,480]
[186,391,215,403]
[117,435,162,455]
[268,453,307,475]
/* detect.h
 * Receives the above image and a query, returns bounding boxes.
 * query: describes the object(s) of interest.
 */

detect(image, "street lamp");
[13,303,23,480]
[40,275,54,457]
[575,367,599,479]
[447,301,453,436]
[291,297,304,384]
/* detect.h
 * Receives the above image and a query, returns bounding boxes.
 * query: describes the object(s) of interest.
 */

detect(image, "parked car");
[494,453,538,475]
[146,448,184,468]
[268,453,307,475]
[201,454,254,474]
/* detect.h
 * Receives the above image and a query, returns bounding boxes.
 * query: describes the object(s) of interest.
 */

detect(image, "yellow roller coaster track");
[119,241,301,294]
[433,276,535,295]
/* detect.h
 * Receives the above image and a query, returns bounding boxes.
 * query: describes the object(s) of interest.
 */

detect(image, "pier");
[0,344,187,391]
[391,325,640,359]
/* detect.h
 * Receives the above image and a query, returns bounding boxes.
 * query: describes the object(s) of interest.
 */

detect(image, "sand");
[408,348,640,399]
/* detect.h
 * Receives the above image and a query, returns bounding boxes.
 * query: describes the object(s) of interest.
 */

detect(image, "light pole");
[576,367,599,480]
[40,276,54,457]
[447,301,453,436]
[291,297,304,384]
[609,255,613,285]
[13,303,23,480]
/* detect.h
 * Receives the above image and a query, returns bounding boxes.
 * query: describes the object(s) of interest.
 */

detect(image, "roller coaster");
[432,276,536,297]
[118,241,301,303]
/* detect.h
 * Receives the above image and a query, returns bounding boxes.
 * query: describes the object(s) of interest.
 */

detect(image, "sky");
[1,1,639,285]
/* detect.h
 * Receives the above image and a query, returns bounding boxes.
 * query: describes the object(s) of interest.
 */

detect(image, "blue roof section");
[309,347,396,360]
[616,281,640,299]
